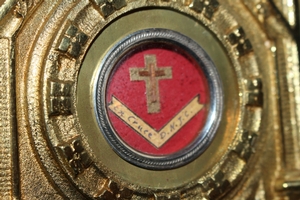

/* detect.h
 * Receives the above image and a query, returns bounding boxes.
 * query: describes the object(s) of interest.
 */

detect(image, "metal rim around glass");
[94,28,223,170]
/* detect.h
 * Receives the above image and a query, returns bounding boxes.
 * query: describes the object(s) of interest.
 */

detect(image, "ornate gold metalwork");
[0,0,300,199]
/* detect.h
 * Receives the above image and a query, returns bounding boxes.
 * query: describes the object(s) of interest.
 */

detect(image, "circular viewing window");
[94,28,223,170]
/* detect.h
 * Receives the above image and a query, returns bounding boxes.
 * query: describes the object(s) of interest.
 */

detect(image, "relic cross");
[129,55,172,113]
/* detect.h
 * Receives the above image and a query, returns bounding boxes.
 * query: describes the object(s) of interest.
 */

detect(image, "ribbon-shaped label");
[108,95,204,148]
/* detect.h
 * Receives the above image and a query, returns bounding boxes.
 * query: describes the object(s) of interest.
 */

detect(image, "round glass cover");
[94,29,223,169]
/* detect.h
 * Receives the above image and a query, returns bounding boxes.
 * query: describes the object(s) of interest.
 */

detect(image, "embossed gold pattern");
[0,0,300,199]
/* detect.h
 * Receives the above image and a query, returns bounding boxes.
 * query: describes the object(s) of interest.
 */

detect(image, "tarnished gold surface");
[0,0,299,199]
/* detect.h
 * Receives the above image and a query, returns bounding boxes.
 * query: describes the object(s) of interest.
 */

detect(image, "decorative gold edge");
[0,36,18,200]
[17,0,268,198]
[15,0,88,199]
[274,36,300,197]
[275,38,300,171]
[0,0,17,20]
[9,38,21,200]
[0,0,27,199]
[243,0,300,197]
[272,0,296,28]
[213,1,287,199]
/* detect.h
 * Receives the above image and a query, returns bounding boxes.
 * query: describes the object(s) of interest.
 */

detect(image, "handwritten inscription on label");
[108,96,204,148]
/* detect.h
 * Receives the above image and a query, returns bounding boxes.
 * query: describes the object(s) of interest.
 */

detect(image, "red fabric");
[106,47,209,156]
